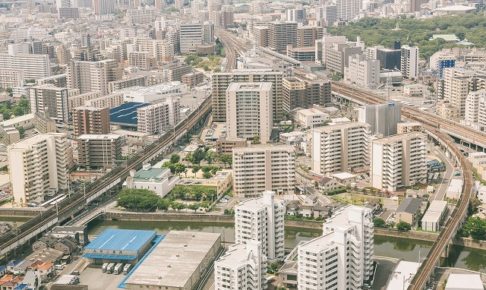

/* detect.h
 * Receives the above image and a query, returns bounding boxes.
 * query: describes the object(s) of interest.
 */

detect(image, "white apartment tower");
[400,45,419,79]
[214,241,267,290]
[336,0,361,21]
[67,59,118,95]
[312,122,371,176]
[8,133,69,206]
[137,97,181,134]
[29,85,70,124]
[298,205,374,290]
[344,54,380,89]
[358,101,401,137]
[235,191,285,260]
[371,132,427,191]
[0,53,50,81]
[232,145,296,198]
[465,90,486,130]
[226,82,273,144]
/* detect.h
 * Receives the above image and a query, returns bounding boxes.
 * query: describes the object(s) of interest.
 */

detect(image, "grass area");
[328,14,486,59]
[331,192,382,206]
[185,54,222,72]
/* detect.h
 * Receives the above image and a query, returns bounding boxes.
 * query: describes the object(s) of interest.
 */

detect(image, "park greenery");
[460,217,486,240]
[168,184,217,202]
[0,96,30,121]
[328,14,486,59]
[184,54,222,72]
[185,146,232,168]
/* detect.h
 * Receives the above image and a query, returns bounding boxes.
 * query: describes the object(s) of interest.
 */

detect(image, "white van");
[102,263,108,273]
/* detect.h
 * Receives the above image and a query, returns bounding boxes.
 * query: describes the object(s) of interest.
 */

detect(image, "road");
[431,146,454,201]
[331,82,474,290]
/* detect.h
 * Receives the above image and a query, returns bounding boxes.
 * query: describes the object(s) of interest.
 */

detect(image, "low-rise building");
[294,107,329,128]
[125,164,179,198]
[77,134,122,170]
[421,200,448,232]
[395,197,423,226]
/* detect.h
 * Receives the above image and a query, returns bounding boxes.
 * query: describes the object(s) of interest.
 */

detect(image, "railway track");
[0,96,212,255]
[331,82,474,289]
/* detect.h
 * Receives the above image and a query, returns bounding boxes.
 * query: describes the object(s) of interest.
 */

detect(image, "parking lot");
[79,267,126,290]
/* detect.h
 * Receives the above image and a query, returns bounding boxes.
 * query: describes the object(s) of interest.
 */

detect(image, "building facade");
[29,85,69,124]
[400,46,419,79]
[77,134,122,169]
[72,106,110,137]
[136,97,181,134]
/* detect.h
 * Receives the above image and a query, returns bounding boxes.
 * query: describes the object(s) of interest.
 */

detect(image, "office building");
[137,97,181,134]
[72,106,110,137]
[92,0,115,15]
[336,0,361,21]
[358,101,401,137]
[233,145,295,197]
[296,26,323,47]
[320,35,347,66]
[8,133,68,206]
[0,69,23,89]
[286,6,306,24]
[29,85,69,124]
[295,108,329,128]
[226,83,273,144]
[465,90,486,129]
[371,132,427,191]
[282,72,331,113]
[312,122,370,176]
[345,54,380,89]
[179,22,214,54]
[298,205,374,290]
[77,134,122,169]
[67,59,118,95]
[268,22,298,54]
[376,48,401,70]
[212,69,283,122]
[325,42,362,74]
[235,191,285,260]
[254,26,269,47]
[128,52,153,70]
[0,53,50,81]
[400,46,419,79]
[214,241,267,290]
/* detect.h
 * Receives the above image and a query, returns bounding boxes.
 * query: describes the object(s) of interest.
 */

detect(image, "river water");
[87,220,486,273]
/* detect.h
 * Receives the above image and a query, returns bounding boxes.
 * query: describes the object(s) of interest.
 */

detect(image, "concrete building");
[298,206,374,290]
[445,274,484,290]
[371,132,427,191]
[8,133,68,206]
[336,0,361,21]
[254,26,269,48]
[214,241,267,290]
[376,47,401,70]
[358,101,401,137]
[29,85,69,124]
[386,261,420,290]
[465,90,486,130]
[226,82,273,144]
[137,97,181,134]
[443,68,486,117]
[212,69,283,122]
[179,22,214,54]
[282,73,331,113]
[396,197,422,226]
[92,0,115,15]
[421,200,448,232]
[268,22,298,54]
[295,107,329,128]
[77,134,122,169]
[233,145,295,197]
[67,59,118,95]
[312,122,371,176]
[125,164,178,198]
[235,191,285,260]
[72,106,110,137]
[325,42,362,74]
[0,53,50,81]
[0,69,23,88]
[400,46,419,79]
[345,54,380,89]
[296,26,323,47]
[125,231,221,290]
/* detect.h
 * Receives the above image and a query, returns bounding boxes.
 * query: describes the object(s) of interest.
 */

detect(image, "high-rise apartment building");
[400,45,419,79]
[179,22,214,54]
[443,68,486,117]
[282,73,331,113]
[137,97,181,134]
[296,26,323,47]
[8,133,69,206]
[29,85,69,124]
[92,0,115,15]
[67,59,118,95]
[325,42,362,74]
[0,53,50,81]
[268,22,298,54]
[77,134,122,169]
[214,241,267,290]
[232,145,295,197]
[371,132,427,191]
[298,205,374,290]
[253,26,269,48]
[73,106,110,137]
[465,90,486,130]
[226,82,273,144]
[358,101,401,137]
[344,54,380,89]
[336,0,361,21]
[212,69,283,122]
[312,122,370,176]
[235,191,285,260]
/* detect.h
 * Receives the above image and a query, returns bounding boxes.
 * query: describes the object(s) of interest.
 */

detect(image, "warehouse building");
[125,231,221,290]
[83,229,156,265]
[421,200,448,232]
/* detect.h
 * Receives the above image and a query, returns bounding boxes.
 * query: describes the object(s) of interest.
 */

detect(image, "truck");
[113,263,123,275]
[123,264,131,275]
[102,263,108,273]
[106,263,115,274]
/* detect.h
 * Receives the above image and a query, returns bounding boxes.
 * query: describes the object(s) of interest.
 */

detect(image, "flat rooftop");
[125,231,221,288]
[445,273,484,290]
[386,261,420,290]
[85,229,155,253]
[110,102,149,126]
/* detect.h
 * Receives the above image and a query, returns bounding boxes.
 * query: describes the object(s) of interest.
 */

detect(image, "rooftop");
[397,197,422,214]
[125,231,220,288]
[110,102,149,126]
[133,166,170,181]
[85,229,156,253]
[445,273,484,290]
[78,134,120,141]
[386,261,420,290]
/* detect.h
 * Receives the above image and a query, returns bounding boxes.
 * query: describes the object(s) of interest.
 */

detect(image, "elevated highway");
[0,96,212,259]
[331,82,474,290]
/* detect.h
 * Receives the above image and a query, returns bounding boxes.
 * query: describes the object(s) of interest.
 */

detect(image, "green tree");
[220,154,232,167]
[192,165,201,175]
[117,189,161,212]
[373,217,386,228]
[170,154,181,164]
[396,221,412,232]
[188,203,200,212]
[203,171,212,179]
[462,217,486,240]
[16,126,25,138]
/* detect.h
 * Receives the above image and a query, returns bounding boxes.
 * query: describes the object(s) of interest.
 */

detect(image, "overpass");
[331,82,474,289]
[0,96,212,259]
